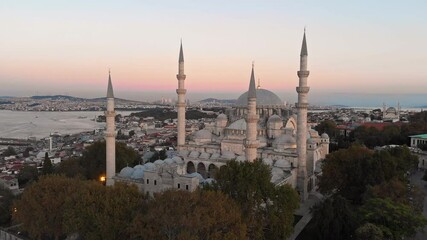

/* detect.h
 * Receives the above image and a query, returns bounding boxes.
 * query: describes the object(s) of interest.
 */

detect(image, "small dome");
[144,162,156,171]
[222,151,236,160]
[164,158,174,164]
[131,168,144,179]
[262,158,273,166]
[178,150,189,157]
[273,134,296,149]
[189,151,200,158]
[119,167,134,178]
[321,133,329,139]
[216,113,227,121]
[172,156,183,164]
[210,152,220,160]
[199,152,211,159]
[203,178,216,185]
[154,160,164,165]
[227,119,247,130]
[268,114,282,123]
[271,167,285,183]
[133,164,145,170]
[186,172,205,182]
[274,159,291,168]
[193,129,212,140]
[236,155,246,162]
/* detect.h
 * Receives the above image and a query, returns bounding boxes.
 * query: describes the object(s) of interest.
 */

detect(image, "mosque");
[109,31,329,201]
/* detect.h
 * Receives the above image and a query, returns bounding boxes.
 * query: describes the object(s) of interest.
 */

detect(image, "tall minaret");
[176,41,187,148]
[296,30,310,201]
[245,63,259,162]
[105,70,116,186]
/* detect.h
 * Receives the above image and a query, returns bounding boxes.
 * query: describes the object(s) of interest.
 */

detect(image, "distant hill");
[31,95,85,101]
[198,98,236,104]
[30,95,147,104]
[0,96,15,99]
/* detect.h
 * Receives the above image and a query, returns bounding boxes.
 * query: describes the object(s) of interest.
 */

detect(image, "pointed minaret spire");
[248,62,256,99]
[300,29,308,56]
[179,39,184,63]
[176,40,187,147]
[105,70,116,186]
[245,62,259,162]
[296,29,310,201]
[107,69,114,98]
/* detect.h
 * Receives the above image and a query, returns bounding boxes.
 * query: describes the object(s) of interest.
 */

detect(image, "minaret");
[296,30,310,201]
[245,63,259,162]
[176,41,187,148]
[105,70,116,186]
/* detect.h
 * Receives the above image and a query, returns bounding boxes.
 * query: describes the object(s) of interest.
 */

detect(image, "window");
[154,180,157,185]
[177,183,181,189]
[186,185,189,190]
[146,179,149,184]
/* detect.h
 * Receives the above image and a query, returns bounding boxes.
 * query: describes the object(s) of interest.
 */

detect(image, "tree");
[70,141,140,180]
[315,120,338,138]
[309,195,357,240]
[64,182,144,240]
[354,223,384,240]
[55,158,86,178]
[0,186,15,226]
[359,198,427,239]
[207,160,299,239]
[3,146,16,156]
[131,189,246,240]
[17,165,39,187]
[42,152,54,175]
[13,175,82,240]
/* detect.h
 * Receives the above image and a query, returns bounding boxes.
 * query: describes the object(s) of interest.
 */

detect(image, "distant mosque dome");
[216,113,227,121]
[235,89,283,107]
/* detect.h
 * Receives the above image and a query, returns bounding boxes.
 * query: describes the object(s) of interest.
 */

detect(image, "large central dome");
[235,89,283,106]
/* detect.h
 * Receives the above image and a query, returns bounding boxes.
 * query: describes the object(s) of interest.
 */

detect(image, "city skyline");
[1,1,427,106]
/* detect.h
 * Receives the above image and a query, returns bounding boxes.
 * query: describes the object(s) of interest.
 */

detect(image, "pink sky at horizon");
[1,1,426,105]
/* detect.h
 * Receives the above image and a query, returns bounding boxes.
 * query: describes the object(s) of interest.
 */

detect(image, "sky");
[0,1,426,106]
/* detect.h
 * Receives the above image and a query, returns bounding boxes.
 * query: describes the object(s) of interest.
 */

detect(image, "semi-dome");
[273,134,297,149]
[119,167,134,178]
[227,119,246,130]
[193,129,212,140]
[274,159,291,169]
[262,158,273,166]
[216,113,227,121]
[236,89,283,106]
[268,114,282,123]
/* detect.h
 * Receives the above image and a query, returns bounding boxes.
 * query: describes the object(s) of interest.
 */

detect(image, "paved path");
[288,192,323,240]
[409,170,427,240]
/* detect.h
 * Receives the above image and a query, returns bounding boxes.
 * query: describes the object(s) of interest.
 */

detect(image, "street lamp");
[99,175,106,185]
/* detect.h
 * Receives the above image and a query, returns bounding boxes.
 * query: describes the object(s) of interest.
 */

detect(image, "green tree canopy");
[131,189,246,240]
[359,198,427,239]
[0,186,15,226]
[56,141,140,180]
[315,119,338,138]
[3,146,16,156]
[42,152,54,175]
[207,160,299,239]
[17,165,39,188]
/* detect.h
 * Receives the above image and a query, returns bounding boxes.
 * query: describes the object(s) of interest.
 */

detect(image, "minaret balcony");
[105,132,117,138]
[297,71,310,78]
[296,86,310,94]
[295,102,309,108]
[176,74,186,80]
[176,89,187,94]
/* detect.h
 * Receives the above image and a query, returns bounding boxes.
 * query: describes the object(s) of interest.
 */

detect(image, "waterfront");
[0,110,134,139]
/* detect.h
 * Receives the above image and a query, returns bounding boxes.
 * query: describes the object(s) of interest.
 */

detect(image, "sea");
[0,110,134,140]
